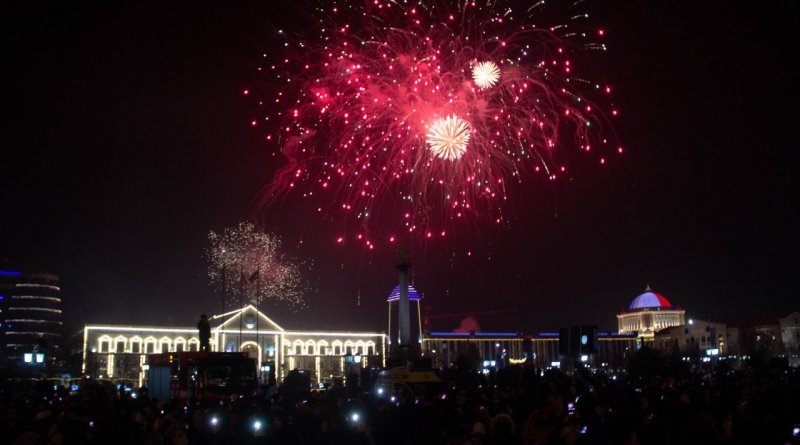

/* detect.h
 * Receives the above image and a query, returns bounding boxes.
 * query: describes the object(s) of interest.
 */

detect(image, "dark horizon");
[2,0,798,336]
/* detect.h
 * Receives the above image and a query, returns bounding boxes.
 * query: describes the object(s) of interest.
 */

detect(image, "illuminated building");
[617,287,685,341]
[527,332,637,370]
[80,305,385,387]
[725,312,800,366]
[0,269,63,368]
[594,332,639,368]
[653,318,728,356]
[421,331,637,371]
[779,312,800,366]
[421,332,524,370]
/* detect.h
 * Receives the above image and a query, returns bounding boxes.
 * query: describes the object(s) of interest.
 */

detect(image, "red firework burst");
[251,0,622,249]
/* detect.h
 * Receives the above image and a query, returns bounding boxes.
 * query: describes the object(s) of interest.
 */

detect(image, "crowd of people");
[1,359,798,444]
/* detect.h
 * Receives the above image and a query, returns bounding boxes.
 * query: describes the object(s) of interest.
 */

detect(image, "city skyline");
[2,0,798,334]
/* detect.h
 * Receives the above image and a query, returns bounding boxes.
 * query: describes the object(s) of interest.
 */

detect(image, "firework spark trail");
[207,222,309,311]
[252,0,622,249]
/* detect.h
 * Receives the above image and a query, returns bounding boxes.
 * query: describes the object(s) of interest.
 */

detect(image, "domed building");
[617,287,685,341]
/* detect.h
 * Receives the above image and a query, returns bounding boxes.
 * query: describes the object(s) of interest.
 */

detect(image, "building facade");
[653,318,728,357]
[529,332,638,370]
[726,313,800,366]
[81,305,386,387]
[420,331,637,371]
[778,312,800,366]
[1,269,63,368]
[422,331,524,370]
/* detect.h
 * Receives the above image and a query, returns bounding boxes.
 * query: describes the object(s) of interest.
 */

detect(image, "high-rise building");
[0,269,63,368]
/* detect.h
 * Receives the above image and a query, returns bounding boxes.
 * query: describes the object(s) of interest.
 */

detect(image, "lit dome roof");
[387,285,422,302]
[629,289,672,310]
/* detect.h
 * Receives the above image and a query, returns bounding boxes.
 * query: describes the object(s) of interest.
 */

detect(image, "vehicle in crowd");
[373,367,442,399]
[146,351,257,403]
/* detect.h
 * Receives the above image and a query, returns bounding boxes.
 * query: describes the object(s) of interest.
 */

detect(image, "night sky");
[2,1,798,336]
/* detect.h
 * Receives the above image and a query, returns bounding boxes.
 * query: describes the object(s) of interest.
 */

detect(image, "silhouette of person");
[198,314,211,351]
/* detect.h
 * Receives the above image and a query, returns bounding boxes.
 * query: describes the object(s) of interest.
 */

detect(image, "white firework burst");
[426,115,471,160]
[206,222,309,311]
[471,60,501,89]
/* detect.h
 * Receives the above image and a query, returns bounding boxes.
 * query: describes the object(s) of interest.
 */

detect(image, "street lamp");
[23,352,44,364]
[23,352,45,388]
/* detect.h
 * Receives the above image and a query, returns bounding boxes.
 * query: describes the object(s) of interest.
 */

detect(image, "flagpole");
[221,264,226,315]
[255,272,259,339]
[239,266,244,349]
[255,271,260,382]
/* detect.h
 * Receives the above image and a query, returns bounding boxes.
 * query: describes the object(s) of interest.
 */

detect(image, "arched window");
[159,337,172,353]
[174,337,187,352]
[114,336,127,353]
[305,340,316,355]
[317,340,329,355]
[144,337,157,353]
[98,336,112,353]
[130,337,143,354]
[284,340,293,355]
[188,338,199,352]
[293,340,305,355]
[332,341,343,355]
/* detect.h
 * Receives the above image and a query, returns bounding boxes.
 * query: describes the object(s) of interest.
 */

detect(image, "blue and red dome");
[629,289,672,310]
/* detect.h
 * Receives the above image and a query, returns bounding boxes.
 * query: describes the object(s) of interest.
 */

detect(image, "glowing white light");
[351,413,360,422]
[15,284,61,291]
[12,296,62,302]
[426,115,470,160]
[8,307,62,313]
[253,420,262,431]
[472,61,500,89]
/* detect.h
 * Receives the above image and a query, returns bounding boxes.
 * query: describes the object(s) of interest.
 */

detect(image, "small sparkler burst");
[206,222,309,311]
[427,115,471,160]
[471,61,501,89]
[253,0,622,249]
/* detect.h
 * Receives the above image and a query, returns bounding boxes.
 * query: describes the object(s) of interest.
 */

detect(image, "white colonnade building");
[81,305,385,387]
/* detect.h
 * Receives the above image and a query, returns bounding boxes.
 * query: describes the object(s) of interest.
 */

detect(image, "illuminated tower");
[0,269,63,367]
[388,253,424,363]
[386,283,423,347]
[396,260,412,347]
